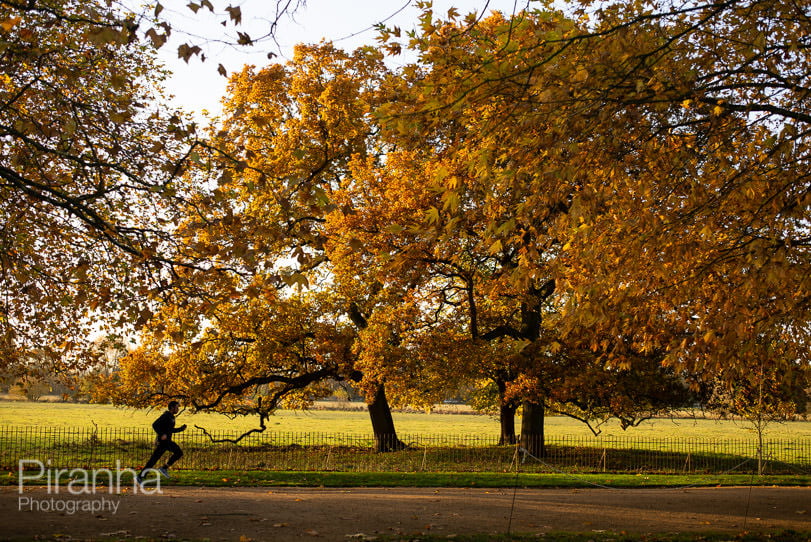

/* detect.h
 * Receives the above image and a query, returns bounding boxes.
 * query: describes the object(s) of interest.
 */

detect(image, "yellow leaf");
[572,68,589,83]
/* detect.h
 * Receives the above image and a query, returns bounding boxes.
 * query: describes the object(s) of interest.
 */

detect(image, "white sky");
[156,0,530,118]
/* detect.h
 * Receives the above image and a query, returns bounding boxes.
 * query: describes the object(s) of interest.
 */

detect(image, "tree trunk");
[520,400,545,458]
[517,293,545,457]
[347,303,405,452]
[497,379,517,445]
[367,383,406,452]
[500,402,518,445]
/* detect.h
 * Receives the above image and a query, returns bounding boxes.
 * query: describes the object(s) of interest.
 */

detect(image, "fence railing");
[1,426,808,474]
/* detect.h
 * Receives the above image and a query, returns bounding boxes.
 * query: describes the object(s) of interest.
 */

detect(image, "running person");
[137,400,186,483]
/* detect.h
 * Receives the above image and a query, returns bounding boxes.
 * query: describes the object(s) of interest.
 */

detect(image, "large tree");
[0,0,313,379]
[381,1,810,418]
[103,43,419,450]
[357,10,694,452]
[0,0,203,378]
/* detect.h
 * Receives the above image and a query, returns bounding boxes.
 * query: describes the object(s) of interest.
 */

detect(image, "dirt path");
[3,486,810,541]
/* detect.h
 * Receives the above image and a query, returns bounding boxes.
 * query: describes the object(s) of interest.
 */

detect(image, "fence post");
[323,446,333,471]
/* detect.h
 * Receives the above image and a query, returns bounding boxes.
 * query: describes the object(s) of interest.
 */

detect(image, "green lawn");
[123,470,811,488]
[1,401,809,477]
[4,469,809,488]
[2,400,809,441]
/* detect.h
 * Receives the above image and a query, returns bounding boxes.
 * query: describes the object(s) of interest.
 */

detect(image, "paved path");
[2,486,810,540]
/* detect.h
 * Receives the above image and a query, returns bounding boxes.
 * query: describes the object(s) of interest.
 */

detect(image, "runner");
[136,400,186,483]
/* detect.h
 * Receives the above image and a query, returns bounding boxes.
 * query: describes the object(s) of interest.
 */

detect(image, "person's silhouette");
[136,400,186,483]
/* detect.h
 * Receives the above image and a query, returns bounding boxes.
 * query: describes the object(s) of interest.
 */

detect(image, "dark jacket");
[152,410,186,441]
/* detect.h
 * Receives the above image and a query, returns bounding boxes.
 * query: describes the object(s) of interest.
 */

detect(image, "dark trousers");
[140,439,183,474]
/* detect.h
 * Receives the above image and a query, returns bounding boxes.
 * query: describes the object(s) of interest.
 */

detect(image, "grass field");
[3,469,809,488]
[2,400,810,441]
[1,401,809,475]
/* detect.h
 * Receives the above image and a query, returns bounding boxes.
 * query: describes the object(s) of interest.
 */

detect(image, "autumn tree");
[100,43,419,450]
[0,0,318,379]
[705,340,809,474]
[381,1,810,431]
[0,0,207,382]
[346,8,694,454]
[208,43,410,449]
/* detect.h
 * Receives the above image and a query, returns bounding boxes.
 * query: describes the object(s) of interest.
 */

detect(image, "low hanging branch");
[191,365,336,411]
[195,405,269,444]
[192,366,338,444]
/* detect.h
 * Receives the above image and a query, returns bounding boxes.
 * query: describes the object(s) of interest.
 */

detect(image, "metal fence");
[1,426,809,474]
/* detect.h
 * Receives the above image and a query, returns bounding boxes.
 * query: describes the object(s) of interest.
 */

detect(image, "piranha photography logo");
[17,459,162,515]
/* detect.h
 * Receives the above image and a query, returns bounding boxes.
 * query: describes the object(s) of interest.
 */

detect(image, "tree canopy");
[0,0,202,377]
[0,0,306,377]
[383,0,811,398]
[5,0,809,446]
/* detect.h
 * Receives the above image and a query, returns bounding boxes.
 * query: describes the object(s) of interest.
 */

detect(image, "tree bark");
[367,383,406,452]
[520,400,545,458]
[496,378,517,445]
[500,402,518,445]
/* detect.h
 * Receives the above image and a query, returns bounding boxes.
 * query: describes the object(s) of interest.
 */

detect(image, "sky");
[156,0,530,118]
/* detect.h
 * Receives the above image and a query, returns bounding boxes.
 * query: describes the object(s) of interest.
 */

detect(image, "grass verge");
[5,469,808,488]
[157,470,811,488]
